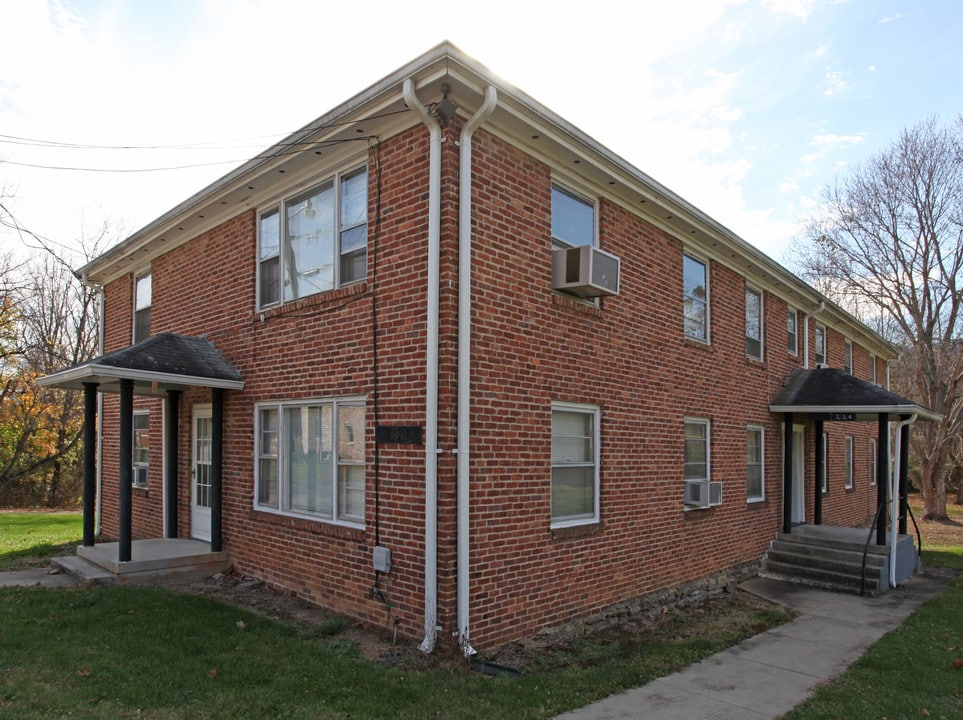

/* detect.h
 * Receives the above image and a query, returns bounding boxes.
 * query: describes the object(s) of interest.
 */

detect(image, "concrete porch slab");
[53,539,231,585]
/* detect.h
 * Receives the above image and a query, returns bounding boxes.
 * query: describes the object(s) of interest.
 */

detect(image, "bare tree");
[795,116,963,520]
[0,198,105,507]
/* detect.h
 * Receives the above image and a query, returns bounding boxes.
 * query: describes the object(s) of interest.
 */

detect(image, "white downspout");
[456,86,497,658]
[403,78,442,654]
[890,414,917,587]
[803,301,825,369]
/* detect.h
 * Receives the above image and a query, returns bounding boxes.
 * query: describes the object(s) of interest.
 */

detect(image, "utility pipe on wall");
[403,78,442,654]
[456,86,497,658]
[890,414,916,588]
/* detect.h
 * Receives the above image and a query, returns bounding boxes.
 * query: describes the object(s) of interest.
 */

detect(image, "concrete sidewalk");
[555,569,953,720]
[0,566,78,588]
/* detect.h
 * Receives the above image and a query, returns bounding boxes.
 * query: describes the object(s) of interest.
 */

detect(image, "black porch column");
[814,419,824,526]
[876,414,889,546]
[118,379,133,562]
[211,388,224,553]
[783,413,793,533]
[165,390,181,539]
[898,417,910,535]
[82,382,99,547]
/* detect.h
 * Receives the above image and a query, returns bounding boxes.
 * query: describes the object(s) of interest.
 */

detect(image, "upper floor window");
[814,325,826,366]
[869,354,877,384]
[683,255,708,341]
[132,410,149,487]
[551,402,600,527]
[843,339,853,374]
[551,185,595,249]
[258,166,368,308]
[133,270,151,343]
[746,287,763,360]
[747,425,764,502]
[787,307,798,355]
[254,398,366,525]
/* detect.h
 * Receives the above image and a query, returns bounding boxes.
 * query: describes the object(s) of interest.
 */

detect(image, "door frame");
[191,404,213,541]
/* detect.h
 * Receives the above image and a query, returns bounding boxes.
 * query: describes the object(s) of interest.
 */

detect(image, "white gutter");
[803,301,826,369]
[890,414,917,587]
[456,86,497,658]
[403,78,442,655]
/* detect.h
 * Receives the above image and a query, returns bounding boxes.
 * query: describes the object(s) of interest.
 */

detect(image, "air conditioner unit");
[684,480,723,508]
[815,362,829,369]
[551,245,620,298]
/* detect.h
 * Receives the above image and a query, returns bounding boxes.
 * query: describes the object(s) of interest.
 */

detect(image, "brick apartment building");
[39,43,935,654]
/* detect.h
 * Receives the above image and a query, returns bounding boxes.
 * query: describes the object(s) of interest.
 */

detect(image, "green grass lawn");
[0,512,82,570]
[0,585,790,720]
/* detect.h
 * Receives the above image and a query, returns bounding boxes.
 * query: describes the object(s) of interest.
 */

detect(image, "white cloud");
[779,179,800,193]
[812,133,865,146]
[880,13,902,24]
[763,0,819,19]
[822,69,847,95]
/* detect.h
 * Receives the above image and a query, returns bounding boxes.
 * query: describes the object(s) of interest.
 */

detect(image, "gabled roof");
[769,368,940,422]
[35,333,243,396]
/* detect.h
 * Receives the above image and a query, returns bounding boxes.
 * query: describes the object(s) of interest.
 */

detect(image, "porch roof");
[35,333,244,396]
[769,368,940,422]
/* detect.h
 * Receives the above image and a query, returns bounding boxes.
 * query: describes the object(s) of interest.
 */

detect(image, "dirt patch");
[167,569,787,673]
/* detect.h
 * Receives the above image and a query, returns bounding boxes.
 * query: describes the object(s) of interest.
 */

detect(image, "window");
[814,325,826,366]
[820,432,828,493]
[254,399,365,525]
[869,354,877,384]
[684,418,710,483]
[551,403,600,526]
[869,438,877,486]
[133,270,151,343]
[551,185,595,248]
[787,307,798,355]
[844,436,854,489]
[258,166,368,308]
[683,255,708,341]
[132,411,149,487]
[843,339,853,374]
[747,425,765,502]
[746,287,763,359]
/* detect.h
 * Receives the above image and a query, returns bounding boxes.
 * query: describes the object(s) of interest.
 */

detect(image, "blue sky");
[1,0,961,267]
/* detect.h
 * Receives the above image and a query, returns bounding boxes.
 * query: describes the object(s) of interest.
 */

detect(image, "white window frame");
[821,432,828,493]
[843,339,853,374]
[132,410,150,488]
[869,354,877,384]
[814,324,826,366]
[683,254,710,343]
[684,417,712,510]
[747,425,765,502]
[746,286,763,360]
[257,164,368,309]
[550,183,597,250]
[253,396,366,527]
[133,269,151,343]
[787,306,798,355]
[869,438,878,486]
[550,401,601,528]
[844,435,854,490]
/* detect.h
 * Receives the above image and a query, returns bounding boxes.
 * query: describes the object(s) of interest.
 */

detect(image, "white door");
[792,425,806,524]
[192,406,213,541]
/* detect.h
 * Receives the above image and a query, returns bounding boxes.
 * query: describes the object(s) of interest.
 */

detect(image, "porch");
[53,538,231,585]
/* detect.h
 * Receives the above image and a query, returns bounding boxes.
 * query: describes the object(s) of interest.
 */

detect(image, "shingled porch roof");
[769,368,939,422]
[35,332,244,396]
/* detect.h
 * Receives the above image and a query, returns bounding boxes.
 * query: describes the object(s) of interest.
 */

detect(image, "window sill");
[257,281,368,319]
[251,508,365,542]
[747,497,766,505]
[550,521,601,541]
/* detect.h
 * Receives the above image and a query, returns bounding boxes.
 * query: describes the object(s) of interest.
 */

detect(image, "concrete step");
[775,531,887,555]
[52,555,116,585]
[761,561,880,596]
[766,543,886,571]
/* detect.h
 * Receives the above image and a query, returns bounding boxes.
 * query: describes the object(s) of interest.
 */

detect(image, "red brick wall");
[95,121,889,650]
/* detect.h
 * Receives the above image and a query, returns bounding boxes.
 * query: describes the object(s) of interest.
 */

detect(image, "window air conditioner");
[552,245,620,298]
[684,480,723,508]
[815,362,829,369]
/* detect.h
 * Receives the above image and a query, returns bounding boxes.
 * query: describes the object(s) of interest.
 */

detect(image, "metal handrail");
[906,501,923,559]
[860,500,887,597]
